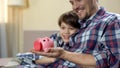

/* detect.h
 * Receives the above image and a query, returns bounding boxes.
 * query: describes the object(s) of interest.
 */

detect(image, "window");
[0,0,7,23]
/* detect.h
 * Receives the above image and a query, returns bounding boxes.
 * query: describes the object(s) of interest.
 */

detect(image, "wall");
[23,0,71,30]
[23,0,120,30]
[99,0,120,14]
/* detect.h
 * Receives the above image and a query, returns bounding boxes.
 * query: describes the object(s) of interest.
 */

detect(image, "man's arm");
[32,48,96,67]
[60,50,96,67]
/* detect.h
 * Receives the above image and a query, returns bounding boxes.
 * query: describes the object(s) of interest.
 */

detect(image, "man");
[32,0,120,68]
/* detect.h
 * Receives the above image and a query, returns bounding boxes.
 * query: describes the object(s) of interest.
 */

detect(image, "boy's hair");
[58,11,80,29]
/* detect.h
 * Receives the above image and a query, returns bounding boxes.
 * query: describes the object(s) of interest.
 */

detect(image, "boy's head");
[58,11,80,43]
[58,11,80,29]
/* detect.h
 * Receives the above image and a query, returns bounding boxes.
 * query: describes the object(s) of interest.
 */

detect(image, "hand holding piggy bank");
[34,37,54,52]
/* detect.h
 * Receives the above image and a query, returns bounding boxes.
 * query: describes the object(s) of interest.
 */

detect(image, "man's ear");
[92,0,98,9]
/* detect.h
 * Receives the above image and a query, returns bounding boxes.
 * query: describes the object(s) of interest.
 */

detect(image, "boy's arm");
[35,57,56,64]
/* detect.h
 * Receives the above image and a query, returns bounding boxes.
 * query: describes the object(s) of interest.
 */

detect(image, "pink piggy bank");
[34,37,54,52]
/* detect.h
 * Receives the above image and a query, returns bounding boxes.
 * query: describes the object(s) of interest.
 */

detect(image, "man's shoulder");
[105,12,120,19]
[99,12,120,24]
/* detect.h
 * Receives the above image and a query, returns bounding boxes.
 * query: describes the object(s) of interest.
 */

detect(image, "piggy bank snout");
[34,38,42,51]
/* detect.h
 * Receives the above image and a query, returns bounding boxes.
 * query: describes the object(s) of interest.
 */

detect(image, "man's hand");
[31,47,65,58]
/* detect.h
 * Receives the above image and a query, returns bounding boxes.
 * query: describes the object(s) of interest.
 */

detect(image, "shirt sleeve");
[49,33,58,48]
[93,18,120,68]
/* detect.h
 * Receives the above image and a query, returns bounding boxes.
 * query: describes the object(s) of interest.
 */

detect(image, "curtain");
[6,7,23,57]
[0,23,8,58]
[0,0,8,58]
[0,0,24,58]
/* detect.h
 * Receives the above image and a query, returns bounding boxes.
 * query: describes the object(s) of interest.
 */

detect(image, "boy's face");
[69,0,96,20]
[60,22,79,43]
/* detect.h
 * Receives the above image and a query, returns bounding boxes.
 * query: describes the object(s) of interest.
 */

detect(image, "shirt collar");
[79,7,105,29]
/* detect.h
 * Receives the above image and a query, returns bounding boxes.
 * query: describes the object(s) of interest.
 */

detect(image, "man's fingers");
[32,50,54,57]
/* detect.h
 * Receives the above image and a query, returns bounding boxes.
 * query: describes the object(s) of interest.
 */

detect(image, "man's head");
[69,0,99,20]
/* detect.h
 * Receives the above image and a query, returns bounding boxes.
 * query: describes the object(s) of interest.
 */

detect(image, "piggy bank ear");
[34,38,42,51]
